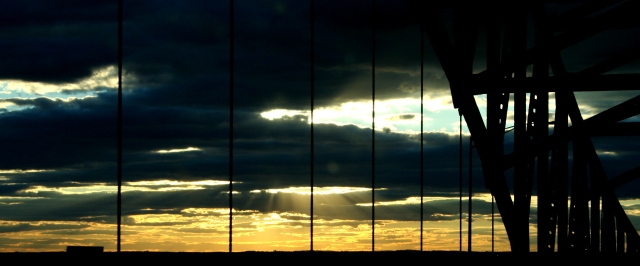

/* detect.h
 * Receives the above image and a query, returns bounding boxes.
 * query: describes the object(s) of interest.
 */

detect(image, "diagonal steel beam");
[479,1,640,78]
[418,3,520,250]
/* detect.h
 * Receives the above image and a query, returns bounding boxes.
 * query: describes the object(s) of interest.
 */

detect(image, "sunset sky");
[0,1,638,252]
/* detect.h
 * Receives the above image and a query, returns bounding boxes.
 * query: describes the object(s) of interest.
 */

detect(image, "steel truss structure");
[414,1,640,252]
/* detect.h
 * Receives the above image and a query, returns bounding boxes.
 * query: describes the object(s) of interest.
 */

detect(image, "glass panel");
[0,2,119,251]
[373,7,423,250]
[311,0,376,251]
[232,0,311,251]
[118,1,230,251]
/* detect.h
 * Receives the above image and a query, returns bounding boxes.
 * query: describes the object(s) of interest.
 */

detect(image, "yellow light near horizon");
[128,180,229,186]
[252,186,376,195]
[0,206,530,252]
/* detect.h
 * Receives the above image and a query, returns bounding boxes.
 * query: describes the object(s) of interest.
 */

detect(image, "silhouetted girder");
[547,0,638,32]
[503,124,640,175]
[412,1,618,8]
[543,22,640,253]
[550,12,640,32]
[578,46,640,75]
[531,3,553,252]
[551,91,569,252]
[582,122,640,136]
[530,3,567,252]
[582,158,640,253]
[511,3,532,252]
[460,5,525,252]
[478,1,640,79]
[578,95,640,127]
[585,165,640,251]
[467,74,640,94]
[484,4,531,251]
[413,0,640,252]
[617,217,625,253]
[579,167,640,206]
[479,40,640,169]
[532,3,640,252]
[537,3,639,251]
[534,6,606,251]
[568,143,590,252]
[414,3,455,100]
[608,166,640,190]
[502,93,640,169]
[547,0,621,32]
[485,5,505,193]
[578,167,640,252]
[602,186,616,252]
[417,3,520,251]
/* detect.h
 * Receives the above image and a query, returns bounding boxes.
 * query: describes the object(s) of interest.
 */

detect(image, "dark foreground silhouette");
[2,251,637,262]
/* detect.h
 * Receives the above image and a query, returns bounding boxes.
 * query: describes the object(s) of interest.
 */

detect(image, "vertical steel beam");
[486,4,501,196]
[534,4,573,249]
[459,112,463,251]
[454,6,467,252]
[536,1,638,251]
[512,3,530,252]
[590,155,600,252]
[601,189,616,252]
[480,3,519,251]
[468,137,473,252]
[628,233,636,253]
[533,2,572,252]
[454,4,480,252]
[531,3,556,252]
[616,218,625,253]
[568,143,590,252]
[552,91,569,252]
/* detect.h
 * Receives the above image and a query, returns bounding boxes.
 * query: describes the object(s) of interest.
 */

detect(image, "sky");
[0,0,638,252]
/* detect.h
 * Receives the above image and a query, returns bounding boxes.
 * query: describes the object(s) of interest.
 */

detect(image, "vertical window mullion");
[229,0,234,253]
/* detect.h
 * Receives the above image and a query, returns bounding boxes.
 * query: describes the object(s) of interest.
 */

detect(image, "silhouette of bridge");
[413,1,640,252]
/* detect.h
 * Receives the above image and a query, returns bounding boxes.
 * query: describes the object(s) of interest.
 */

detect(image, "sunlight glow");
[181,208,255,215]
[0,169,52,174]
[260,109,309,120]
[251,186,378,195]
[18,180,229,195]
[597,150,618,156]
[0,196,44,200]
[155,147,202,153]
[128,180,228,186]
[0,66,118,95]
[259,95,469,134]
[356,196,458,206]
